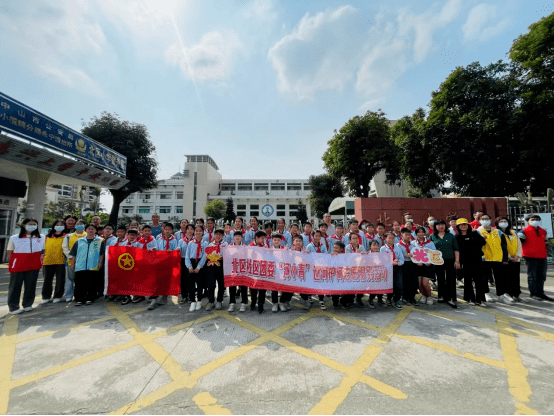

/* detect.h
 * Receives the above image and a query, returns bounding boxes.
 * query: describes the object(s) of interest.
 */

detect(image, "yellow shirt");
[43,235,66,265]
[478,228,503,262]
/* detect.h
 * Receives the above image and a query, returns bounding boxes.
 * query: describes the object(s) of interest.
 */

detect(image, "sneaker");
[250,303,256,311]
[437,297,446,303]
[40,299,51,305]
[501,294,514,305]
[65,298,72,302]
[485,294,494,303]
[189,302,197,312]
[447,301,457,309]
[477,302,487,307]
[419,296,427,304]
[427,298,434,305]
[156,296,168,306]
[223,290,229,298]
[85,301,93,305]
[23,306,33,311]
[132,296,145,303]
[319,301,326,310]
[215,302,222,310]
[377,299,386,307]
[355,299,366,308]
[279,303,287,312]
[394,301,403,310]
[179,296,187,304]
[75,302,83,306]
[489,282,495,288]
[10,309,24,315]
[284,301,292,310]
[368,300,375,309]
[539,294,554,302]
[147,299,157,310]
[386,298,393,306]
[504,293,514,302]
[309,297,314,304]
[272,303,279,313]
[303,300,311,310]
[258,305,264,314]
[513,296,526,303]
[409,300,419,307]
[206,303,214,311]
[530,295,543,301]
[457,281,464,288]
[121,297,131,305]
[228,303,236,312]
[52,298,62,304]
[195,301,202,310]
[467,301,475,306]
[239,303,247,312]
[114,296,123,302]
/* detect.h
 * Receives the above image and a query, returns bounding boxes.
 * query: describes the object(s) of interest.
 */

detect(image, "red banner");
[105,246,181,296]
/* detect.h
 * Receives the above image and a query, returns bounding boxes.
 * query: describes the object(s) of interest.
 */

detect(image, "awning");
[328,197,356,215]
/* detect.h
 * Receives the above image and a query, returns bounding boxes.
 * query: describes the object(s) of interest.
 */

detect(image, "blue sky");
[1,0,553,188]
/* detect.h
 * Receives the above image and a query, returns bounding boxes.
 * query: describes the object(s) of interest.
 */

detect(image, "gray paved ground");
[1,264,554,415]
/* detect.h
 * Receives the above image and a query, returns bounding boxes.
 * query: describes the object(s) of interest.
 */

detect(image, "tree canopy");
[307,173,344,218]
[204,199,226,220]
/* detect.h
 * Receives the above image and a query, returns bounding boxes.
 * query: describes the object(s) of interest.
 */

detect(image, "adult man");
[151,213,162,238]
[469,211,484,230]
[322,213,335,237]
[91,216,102,228]
[519,214,553,301]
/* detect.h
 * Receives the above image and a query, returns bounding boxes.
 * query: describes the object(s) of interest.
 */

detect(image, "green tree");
[425,61,524,196]
[204,199,226,220]
[307,174,343,218]
[323,110,398,197]
[81,112,158,225]
[391,108,443,197]
[83,212,110,224]
[293,200,308,225]
[119,214,144,227]
[224,197,236,223]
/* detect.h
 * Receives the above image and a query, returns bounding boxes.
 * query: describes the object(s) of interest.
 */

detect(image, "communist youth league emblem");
[118,252,135,270]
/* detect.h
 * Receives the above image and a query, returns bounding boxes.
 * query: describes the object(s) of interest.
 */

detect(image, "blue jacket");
[185,239,208,269]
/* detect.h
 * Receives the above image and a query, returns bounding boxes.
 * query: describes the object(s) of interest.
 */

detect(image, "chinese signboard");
[0,92,126,176]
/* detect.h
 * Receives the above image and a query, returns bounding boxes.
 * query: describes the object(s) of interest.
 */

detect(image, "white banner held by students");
[222,245,393,295]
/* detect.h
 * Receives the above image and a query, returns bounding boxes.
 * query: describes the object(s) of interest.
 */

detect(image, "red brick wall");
[355,198,508,228]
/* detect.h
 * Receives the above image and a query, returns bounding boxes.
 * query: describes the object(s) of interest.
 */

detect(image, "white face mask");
[54,226,65,232]
[25,225,38,232]
[498,222,508,229]
[529,220,540,227]
[480,220,491,226]
[407,219,414,223]
[428,220,435,225]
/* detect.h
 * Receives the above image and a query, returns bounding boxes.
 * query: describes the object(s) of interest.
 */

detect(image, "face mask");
[480,220,491,226]
[428,220,435,225]
[54,226,65,232]
[25,225,38,232]
[407,219,414,223]
[75,225,85,231]
[529,220,540,227]
[498,222,508,229]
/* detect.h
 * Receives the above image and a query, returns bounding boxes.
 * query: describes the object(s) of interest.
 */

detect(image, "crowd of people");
[6,210,552,316]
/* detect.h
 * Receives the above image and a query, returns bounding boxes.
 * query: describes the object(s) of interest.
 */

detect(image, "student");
[249,230,268,313]
[426,216,437,235]
[345,233,366,254]
[330,241,346,309]
[196,218,205,227]
[430,220,460,308]
[129,220,140,232]
[448,216,458,235]
[230,217,245,239]
[364,223,376,241]
[455,218,487,306]
[373,223,386,247]
[342,220,367,251]
[174,219,189,240]
[96,223,114,299]
[177,224,194,305]
[102,224,116,247]
[302,223,314,247]
[391,221,402,243]
[111,228,139,305]
[397,228,417,306]
[69,224,105,306]
[380,232,404,309]
[7,219,45,314]
[519,214,552,301]
[131,225,157,304]
[276,218,292,248]
[185,225,209,312]
[228,232,248,312]
[404,213,416,230]
[263,222,274,247]
[330,225,345,247]
[205,229,227,311]
[368,240,386,308]
[319,223,331,252]
[62,219,86,302]
[41,220,67,304]
[268,232,291,312]
[304,230,328,310]
[497,217,525,302]
[344,233,366,308]
[203,217,216,244]
[222,223,233,244]
[243,217,259,246]
[147,223,179,310]
[412,227,436,305]
[289,223,300,240]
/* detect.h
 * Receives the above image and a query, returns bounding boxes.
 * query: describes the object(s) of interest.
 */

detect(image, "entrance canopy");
[328,197,356,216]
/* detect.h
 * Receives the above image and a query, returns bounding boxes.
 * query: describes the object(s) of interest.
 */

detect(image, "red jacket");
[469,220,480,230]
[521,225,547,259]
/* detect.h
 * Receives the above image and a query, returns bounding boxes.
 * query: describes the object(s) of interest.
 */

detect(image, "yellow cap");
[456,218,469,225]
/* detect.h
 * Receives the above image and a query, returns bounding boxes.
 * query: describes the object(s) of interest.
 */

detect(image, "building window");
[122,207,133,214]
[139,207,150,214]
[221,184,236,191]
[160,206,171,213]
[176,192,183,199]
[141,194,152,200]
[276,211,286,217]
[250,204,259,209]
[237,204,246,210]
[250,211,259,217]
[287,184,302,191]
[277,204,286,209]
[303,184,311,190]
[289,205,300,210]
[237,211,246,216]
[254,183,269,191]
[127,195,134,199]
[238,184,252,191]
[159,193,172,199]
[184,170,189,177]
[271,183,285,191]
[176,206,183,213]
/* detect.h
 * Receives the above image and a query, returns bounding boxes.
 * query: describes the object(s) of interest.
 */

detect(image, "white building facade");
[119,155,312,225]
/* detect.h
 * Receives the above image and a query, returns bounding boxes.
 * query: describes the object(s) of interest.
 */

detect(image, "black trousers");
[482,261,506,296]
[435,259,456,302]
[180,259,188,297]
[207,265,224,303]
[42,264,65,300]
[250,289,266,308]
[8,270,39,311]
[301,294,324,301]
[387,265,403,302]
[97,267,105,297]
[74,270,99,303]
[187,259,207,302]
[506,261,521,298]
[229,286,248,304]
[401,262,417,301]
[280,292,293,302]
[460,261,486,303]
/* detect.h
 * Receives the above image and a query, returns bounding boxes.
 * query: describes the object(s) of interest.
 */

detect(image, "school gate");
[355,197,508,227]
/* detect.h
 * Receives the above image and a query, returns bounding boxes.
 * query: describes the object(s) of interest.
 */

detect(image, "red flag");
[106,246,181,296]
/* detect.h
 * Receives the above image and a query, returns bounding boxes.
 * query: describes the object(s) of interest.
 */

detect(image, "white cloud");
[166,31,242,81]
[463,3,510,43]
[0,0,108,97]
[268,1,462,105]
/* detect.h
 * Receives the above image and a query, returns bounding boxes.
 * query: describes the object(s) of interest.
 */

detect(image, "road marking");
[193,392,233,415]
[0,316,19,414]
[0,291,7,294]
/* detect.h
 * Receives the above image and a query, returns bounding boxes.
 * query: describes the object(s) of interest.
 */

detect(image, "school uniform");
[320,234,332,252]
[228,242,249,305]
[174,230,187,240]
[202,229,216,244]
[248,242,268,311]
[276,229,292,248]
[206,241,227,304]
[397,240,417,303]
[342,244,366,306]
[230,229,246,240]
[185,239,208,302]
[177,236,193,300]
[243,228,259,246]
[268,244,293,305]
[342,231,367,251]
[373,235,386,248]
[380,244,404,305]
[222,233,233,245]
[302,233,314,247]
[69,236,105,304]
[329,234,344,247]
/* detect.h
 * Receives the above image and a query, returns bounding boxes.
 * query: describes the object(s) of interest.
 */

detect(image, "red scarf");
[386,244,396,261]
[365,233,375,240]
[163,235,175,251]
[417,239,432,247]
[331,234,343,240]
[206,230,214,242]
[321,235,329,250]
[138,235,154,249]
[315,243,322,253]
[194,239,202,260]
[183,235,193,243]
[398,240,411,254]
[213,241,222,253]
[304,233,313,244]
[348,244,360,253]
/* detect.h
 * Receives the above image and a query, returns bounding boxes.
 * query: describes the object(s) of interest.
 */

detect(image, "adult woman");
[477,214,510,304]
[412,226,436,305]
[430,219,460,308]
[7,219,45,314]
[62,219,86,302]
[68,224,105,306]
[496,216,524,302]
[455,218,486,306]
[41,220,66,304]
[63,215,78,233]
